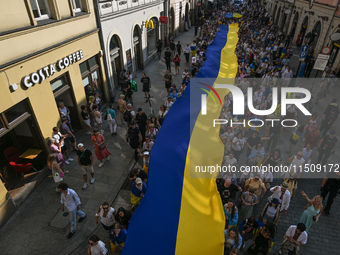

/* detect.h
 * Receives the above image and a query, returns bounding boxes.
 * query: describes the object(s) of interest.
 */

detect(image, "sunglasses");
[255,178,259,180]
[89,242,95,245]
[103,207,109,210]
[137,183,142,186]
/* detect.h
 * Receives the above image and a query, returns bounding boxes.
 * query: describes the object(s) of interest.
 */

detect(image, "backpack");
[130,81,138,92]
[127,127,139,149]
[123,110,132,123]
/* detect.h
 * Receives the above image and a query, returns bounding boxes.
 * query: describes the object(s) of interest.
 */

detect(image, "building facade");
[266,0,340,68]
[97,0,164,90]
[0,0,108,227]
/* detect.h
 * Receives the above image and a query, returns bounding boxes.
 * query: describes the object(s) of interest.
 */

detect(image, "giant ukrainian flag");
[122,23,239,255]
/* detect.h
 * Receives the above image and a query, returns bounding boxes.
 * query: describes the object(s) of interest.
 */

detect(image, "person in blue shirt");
[280,47,287,59]
[224,200,239,229]
[262,55,269,63]
[130,177,147,210]
[110,223,128,253]
[170,89,179,101]
[298,60,307,78]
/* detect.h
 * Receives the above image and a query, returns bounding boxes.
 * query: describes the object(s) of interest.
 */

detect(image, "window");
[51,75,68,93]
[72,0,83,12]
[30,0,51,21]
[79,57,104,102]
[147,18,158,56]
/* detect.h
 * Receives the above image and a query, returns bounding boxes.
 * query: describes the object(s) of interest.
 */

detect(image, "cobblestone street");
[1,21,340,255]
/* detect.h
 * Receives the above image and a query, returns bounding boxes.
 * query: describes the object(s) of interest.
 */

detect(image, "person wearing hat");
[135,108,148,142]
[117,94,127,125]
[130,177,147,211]
[268,182,291,224]
[126,121,141,161]
[76,143,95,190]
[260,197,279,224]
[317,130,337,165]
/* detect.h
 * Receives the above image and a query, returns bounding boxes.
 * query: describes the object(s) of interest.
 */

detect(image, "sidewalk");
[0,27,197,255]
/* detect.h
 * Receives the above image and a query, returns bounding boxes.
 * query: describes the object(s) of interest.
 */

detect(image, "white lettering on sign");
[21,50,84,89]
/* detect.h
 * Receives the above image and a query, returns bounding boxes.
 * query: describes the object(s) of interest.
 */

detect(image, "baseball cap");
[78,143,84,148]
[131,121,135,126]
[271,198,279,205]
[248,154,254,159]
[137,108,142,112]
[135,177,142,184]
[143,151,150,156]
[330,130,335,135]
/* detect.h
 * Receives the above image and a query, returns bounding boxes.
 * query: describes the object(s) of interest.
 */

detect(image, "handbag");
[95,136,106,150]
[107,110,113,121]
[53,172,63,183]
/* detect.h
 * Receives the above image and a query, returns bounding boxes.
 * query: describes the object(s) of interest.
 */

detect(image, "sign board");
[197,2,202,6]
[313,54,330,70]
[299,45,309,61]
[321,47,331,55]
[126,49,132,68]
[159,16,168,24]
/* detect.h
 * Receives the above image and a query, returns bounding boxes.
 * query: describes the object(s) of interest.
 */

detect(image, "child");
[260,198,279,224]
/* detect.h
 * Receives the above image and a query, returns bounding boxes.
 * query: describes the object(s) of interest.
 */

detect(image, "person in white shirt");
[95,201,115,232]
[268,182,291,224]
[278,224,308,255]
[88,235,108,255]
[58,183,87,238]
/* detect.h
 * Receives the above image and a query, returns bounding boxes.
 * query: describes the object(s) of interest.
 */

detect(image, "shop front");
[0,32,108,226]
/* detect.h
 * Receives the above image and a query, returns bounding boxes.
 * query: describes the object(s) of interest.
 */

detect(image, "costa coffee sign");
[22,50,84,88]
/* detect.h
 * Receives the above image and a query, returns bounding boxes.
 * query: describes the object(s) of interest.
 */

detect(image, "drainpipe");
[164,0,169,47]
[93,0,114,102]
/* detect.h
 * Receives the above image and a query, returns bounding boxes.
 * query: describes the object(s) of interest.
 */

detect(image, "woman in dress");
[239,188,259,223]
[93,105,103,134]
[224,227,242,255]
[58,102,73,132]
[91,129,111,167]
[157,105,168,126]
[304,125,321,149]
[47,154,64,191]
[297,191,323,232]
[118,94,127,125]
[47,138,67,173]
[244,174,266,199]
[95,201,115,233]
[115,207,132,229]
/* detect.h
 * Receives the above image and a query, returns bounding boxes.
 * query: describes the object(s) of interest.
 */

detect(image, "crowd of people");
[41,0,340,254]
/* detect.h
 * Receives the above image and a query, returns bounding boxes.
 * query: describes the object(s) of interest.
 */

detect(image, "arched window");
[147,17,158,56]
